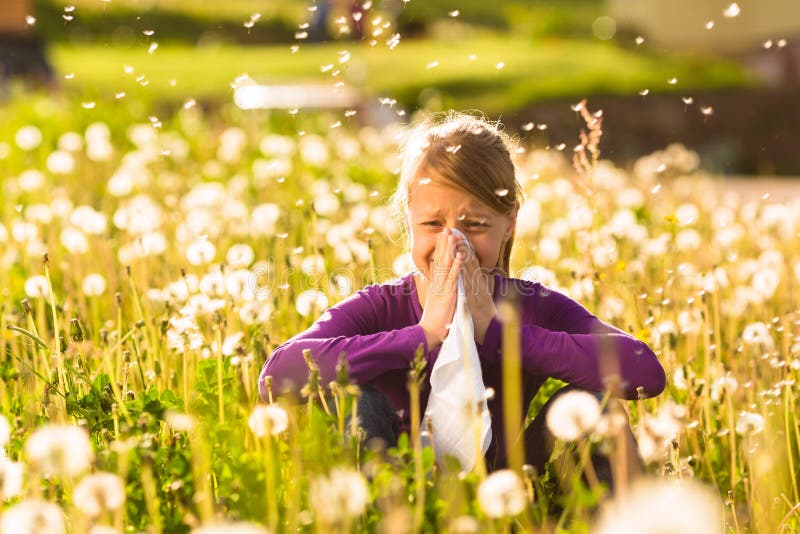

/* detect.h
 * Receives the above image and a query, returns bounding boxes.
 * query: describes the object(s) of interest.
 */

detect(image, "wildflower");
[82,274,107,297]
[250,203,281,237]
[58,131,83,152]
[1,499,64,534]
[248,404,289,437]
[23,275,49,299]
[0,458,23,500]
[545,390,601,441]
[477,469,527,518]
[26,424,94,477]
[73,472,125,517]
[735,412,765,436]
[751,268,779,300]
[309,468,370,524]
[595,478,722,534]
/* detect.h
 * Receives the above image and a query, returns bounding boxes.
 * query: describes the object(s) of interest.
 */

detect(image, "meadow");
[0,88,798,534]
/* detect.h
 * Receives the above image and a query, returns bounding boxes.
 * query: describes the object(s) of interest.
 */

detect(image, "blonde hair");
[390,111,522,274]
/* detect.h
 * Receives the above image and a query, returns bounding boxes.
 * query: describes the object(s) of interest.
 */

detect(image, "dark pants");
[354,384,643,491]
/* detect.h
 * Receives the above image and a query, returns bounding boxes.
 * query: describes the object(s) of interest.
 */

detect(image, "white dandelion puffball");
[73,472,125,517]
[0,459,24,500]
[477,469,527,518]
[309,468,370,524]
[545,390,601,441]
[595,478,723,534]
[226,243,255,268]
[295,290,328,317]
[735,411,765,436]
[1,499,64,534]
[186,239,216,266]
[24,275,49,299]
[0,415,10,447]
[248,404,289,437]
[165,411,197,432]
[82,273,107,297]
[15,125,42,151]
[18,169,45,191]
[191,522,270,534]
[25,424,94,477]
[46,150,75,174]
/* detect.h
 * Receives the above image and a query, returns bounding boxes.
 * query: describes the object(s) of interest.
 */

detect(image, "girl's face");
[406,168,517,280]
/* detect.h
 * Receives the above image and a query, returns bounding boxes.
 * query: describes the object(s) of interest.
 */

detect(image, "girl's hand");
[418,229,464,348]
[461,250,497,345]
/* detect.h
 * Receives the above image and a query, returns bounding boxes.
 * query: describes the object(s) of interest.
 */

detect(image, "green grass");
[51,36,752,112]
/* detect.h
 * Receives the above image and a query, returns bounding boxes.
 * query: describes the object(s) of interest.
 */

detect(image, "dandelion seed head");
[735,411,764,435]
[477,470,526,518]
[1,499,64,534]
[545,390,601,441]
[15,125,42,151]
[73,472,125,517]
[26,424,94,477]
[248,404,289,437]
[309,468,370,523]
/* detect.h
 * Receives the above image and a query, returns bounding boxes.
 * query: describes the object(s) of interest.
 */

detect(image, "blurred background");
[2,0,799,175]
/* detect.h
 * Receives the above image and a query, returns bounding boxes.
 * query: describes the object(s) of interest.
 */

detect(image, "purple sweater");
[259,272,665,458]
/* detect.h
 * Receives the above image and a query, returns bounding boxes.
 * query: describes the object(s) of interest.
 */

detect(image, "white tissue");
[424,229,492,471]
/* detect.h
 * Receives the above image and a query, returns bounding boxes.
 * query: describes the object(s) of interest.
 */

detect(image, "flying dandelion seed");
[386,33,401,49]
[705,20,715,29]
[295,31,308,39]
[426,60,439,69]
[290,45,300,53]
[668,77,678,84]
[777,39,787,48]
[25,15,36,25]
[556,143,566,151]
[700,106,714,116]
[723,2,740,18]
[763,39,773,49]
[496,61,505,69]
[63,14,74,21]
[148,42,158,54]
[64,72,75,80]
[449,10,460,17]
[536,124,547,130]
[142,29,154,36]
[495,188,509,197]
[639,89,649,96]
[635,35,645,45]
[682,96,694,105]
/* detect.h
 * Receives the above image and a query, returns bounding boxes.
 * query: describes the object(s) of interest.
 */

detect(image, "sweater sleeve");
[258,285,428,400]
[478,285,665,400]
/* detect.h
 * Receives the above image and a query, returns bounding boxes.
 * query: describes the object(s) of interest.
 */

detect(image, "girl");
[258,112,666,476]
